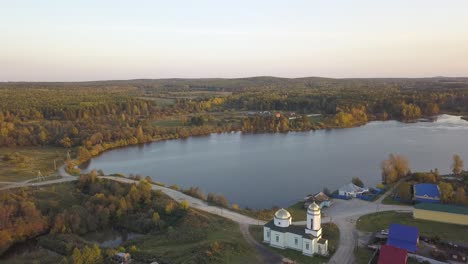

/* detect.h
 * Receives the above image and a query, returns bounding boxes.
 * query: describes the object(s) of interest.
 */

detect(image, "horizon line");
[2,75,468,83]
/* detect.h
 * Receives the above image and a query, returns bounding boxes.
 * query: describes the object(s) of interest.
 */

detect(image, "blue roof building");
[413,183,441,203]
[387,224,419,252]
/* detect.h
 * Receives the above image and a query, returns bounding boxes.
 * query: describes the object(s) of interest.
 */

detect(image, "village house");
[378,244,408,264]
[338,183,369,197]
[387,224,419,253]
[413,183,441,203]
[303,192,331,209]
[263,203,328,256]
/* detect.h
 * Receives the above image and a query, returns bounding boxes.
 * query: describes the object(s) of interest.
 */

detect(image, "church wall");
[302,238,313,256]
[317,240,328,256]
[263,227,271,242]
[270,230,285,248]
[285,232,303,251]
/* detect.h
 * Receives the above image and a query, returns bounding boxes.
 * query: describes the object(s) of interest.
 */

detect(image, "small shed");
[413,183,440,203]
[378,244,407,264]
[387,224,419,252]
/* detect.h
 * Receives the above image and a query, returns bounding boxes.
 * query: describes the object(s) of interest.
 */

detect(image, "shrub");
[180,200,190,210]
[183,187,206,200]
[169,185,179,191]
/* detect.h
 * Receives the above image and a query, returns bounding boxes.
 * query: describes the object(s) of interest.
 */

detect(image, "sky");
[1,0,468,81]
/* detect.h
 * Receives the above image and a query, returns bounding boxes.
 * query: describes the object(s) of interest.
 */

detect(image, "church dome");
[274,208,291,220]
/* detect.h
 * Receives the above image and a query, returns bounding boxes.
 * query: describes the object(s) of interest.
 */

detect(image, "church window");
[276,235,279,242]
[267,230,270,238]
[294,238,298,245]
[305,243,309,250]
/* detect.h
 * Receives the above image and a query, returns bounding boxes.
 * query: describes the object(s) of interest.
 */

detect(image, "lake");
[81,114,468,209]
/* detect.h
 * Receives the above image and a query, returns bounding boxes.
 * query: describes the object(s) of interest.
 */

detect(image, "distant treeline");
[1,77,468,162]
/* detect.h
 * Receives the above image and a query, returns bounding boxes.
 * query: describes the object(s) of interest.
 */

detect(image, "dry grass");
[0,147,67,182]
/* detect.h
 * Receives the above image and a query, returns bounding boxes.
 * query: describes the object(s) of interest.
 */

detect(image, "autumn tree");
[180,200,190,210]
[77,146,91,163]
[451,154,464,175]
[165,201,175,215]
[137,179,152,205]
[396,182,412,201]
[72,248,83,264]
[127,185,141,204]
[455,187,467,205]
[381,154,410,184]
[152,212,160,224]
[60,136,73,148]
[352,177,364,188]
[438,182,454,203]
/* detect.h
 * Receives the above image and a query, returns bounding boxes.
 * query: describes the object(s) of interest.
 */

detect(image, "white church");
[263,202,328,256]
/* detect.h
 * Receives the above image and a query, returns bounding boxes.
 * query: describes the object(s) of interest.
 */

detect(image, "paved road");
[1,172,263,225]
[101,176,264,225]
[0,165,76,191]
[324,196,412,264]
[239,223,283,264]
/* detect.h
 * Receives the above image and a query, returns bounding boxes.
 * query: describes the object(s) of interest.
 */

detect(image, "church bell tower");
[305,202,322,237]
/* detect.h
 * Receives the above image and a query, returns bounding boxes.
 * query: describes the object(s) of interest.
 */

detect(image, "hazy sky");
[1,0,468,81]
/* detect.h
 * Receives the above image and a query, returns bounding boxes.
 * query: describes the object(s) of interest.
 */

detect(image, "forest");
[1,77,468,165]
[0,172,255,263]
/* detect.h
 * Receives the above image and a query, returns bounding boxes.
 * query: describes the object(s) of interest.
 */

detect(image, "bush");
[207,193,229,208]
[183,187,206,200]
[180,200,190,210]
[169,185,179,191]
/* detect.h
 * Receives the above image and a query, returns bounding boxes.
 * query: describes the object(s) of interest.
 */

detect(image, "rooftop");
[378,244,407,264]
[387,224,419,252]
[274,208,292,220]
[413,183,440,199]
[414,203,468,215]
[265,220,312,238]
[339,183,368,193]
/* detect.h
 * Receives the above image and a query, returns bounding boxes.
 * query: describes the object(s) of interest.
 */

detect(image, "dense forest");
[1,77,468,164]
[0,173,254,263]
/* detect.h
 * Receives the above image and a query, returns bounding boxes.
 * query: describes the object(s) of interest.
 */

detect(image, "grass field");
[0,147,67,182]
[356,211,468,243]
[381,194,410,205]
[136,96,176,106]
[0,247,64,264]
[355,247,377,264]
[123,209,258,264]
[287,202,307,221]
[249,223,339,264]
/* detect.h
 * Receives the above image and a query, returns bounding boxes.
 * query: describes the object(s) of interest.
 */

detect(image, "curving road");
[1,168,412,263]
[100,176,264,225]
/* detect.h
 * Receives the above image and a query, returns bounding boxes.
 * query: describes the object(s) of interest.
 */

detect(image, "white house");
[263,203,328,256]
[338,183,369,197]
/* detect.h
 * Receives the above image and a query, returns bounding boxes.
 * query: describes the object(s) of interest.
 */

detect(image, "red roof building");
[378,245,407,264]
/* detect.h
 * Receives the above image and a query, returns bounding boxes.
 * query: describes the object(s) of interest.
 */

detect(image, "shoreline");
[75,114,447,166]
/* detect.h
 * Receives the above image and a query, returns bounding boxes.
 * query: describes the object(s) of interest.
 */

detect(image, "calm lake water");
[82,115,468,209]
